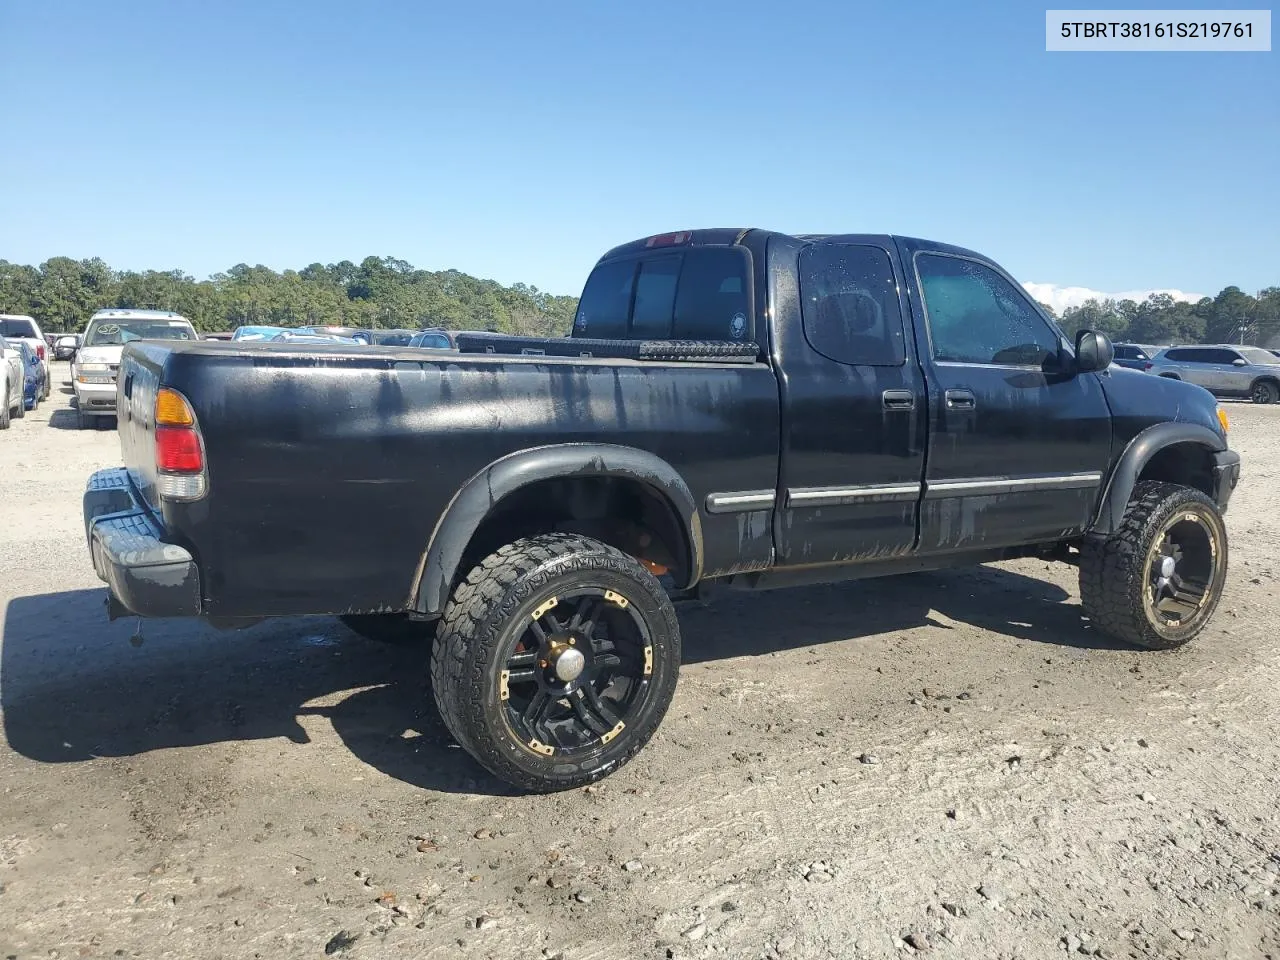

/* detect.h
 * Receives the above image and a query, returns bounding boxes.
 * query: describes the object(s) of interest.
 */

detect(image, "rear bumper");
[83,468,201,619]
[1212,449,1241,512]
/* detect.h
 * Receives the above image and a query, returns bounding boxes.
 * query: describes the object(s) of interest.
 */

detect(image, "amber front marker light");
[1217,406,1230,434]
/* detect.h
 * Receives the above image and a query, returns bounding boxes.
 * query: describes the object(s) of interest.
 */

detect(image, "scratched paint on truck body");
[142,343,779,618]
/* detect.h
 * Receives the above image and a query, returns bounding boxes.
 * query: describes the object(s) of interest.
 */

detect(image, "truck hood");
[77,345,124,365]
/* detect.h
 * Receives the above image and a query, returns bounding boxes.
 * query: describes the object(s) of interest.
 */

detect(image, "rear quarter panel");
[156,346,780,618]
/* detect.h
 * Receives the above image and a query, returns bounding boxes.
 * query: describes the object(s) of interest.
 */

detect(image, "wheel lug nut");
[539,660,548,668]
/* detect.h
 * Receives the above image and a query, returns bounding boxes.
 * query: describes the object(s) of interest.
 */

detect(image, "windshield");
[1238,347,1280,365]
[85,320,196,346]
[0,318,38,339]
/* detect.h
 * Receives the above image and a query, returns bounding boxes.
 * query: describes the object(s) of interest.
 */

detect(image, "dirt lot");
[2,363,1279,960]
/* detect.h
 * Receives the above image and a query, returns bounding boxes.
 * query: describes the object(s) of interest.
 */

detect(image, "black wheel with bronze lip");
[1080,481,1229,649]
[431,533,680,792]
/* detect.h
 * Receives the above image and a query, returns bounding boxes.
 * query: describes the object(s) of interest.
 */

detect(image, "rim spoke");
[522,690,553,738]
[506,667,538,684]
[583,684,621,729]
[571,689,612,735]
[528,620,548,644]
[507,649,538,669]
[569,596,602,633]
[594,652,623,671]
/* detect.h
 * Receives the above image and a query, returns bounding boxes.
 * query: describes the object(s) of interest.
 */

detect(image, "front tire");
[1251,379,1279,404]
[430,533,681,792]
[0,385,10,430]
[1080,481,1228,649]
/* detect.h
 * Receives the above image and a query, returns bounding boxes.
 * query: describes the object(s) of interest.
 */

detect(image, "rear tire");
[1251,379,1279,404]
[13,391,24,418]
[1079,481,1228,650]
[339,613,436,646]
[431,533,681,792]
[0,384,10,430]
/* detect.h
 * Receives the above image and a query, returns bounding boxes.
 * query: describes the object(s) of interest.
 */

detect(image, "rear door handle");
[944,388,976,410]
[882,389,915,411]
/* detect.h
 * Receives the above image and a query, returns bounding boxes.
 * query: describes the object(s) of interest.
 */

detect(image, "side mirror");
[1232,358,1247,366]
[1074,329,1115,373]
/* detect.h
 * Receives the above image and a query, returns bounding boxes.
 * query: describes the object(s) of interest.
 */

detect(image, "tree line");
[2,254,1276,349]
[1042,285,1280,348]
[0,256,580,336]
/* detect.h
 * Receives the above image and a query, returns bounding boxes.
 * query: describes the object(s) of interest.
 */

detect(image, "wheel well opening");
[456,476,690,590]
[1137,443,1214,498]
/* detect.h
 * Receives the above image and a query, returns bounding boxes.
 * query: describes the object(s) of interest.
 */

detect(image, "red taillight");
[644,231,691,248]
[156,426,204,473]
[35,344,46,361]
[1143,362,1153,370]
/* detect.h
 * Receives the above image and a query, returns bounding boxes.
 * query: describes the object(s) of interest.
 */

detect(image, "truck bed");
[115,339,781,619]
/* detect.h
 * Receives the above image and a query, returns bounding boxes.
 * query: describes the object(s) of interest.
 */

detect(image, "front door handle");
[882,389,915,411]
[944,388,976,410]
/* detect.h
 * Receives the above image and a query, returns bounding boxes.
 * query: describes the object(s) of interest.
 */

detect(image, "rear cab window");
[0,318,38,339]
[573,247,752,342]
[799,243,906,366]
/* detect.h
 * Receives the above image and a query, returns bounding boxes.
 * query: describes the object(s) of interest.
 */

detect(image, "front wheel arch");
[1091,423,1226,536]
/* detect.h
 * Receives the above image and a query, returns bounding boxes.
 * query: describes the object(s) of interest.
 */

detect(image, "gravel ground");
[2,363,1279,960]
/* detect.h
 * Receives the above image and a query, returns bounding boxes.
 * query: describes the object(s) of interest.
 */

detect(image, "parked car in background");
[296,325,364,340]
[203,331,234,341]
[18,342,46,411]
[54,334,82,360]
[267,331,360,344]
[1148,344,1280,404]
[354,328,420,346]
[1112,343,1159,372]
[408,328,457,349]
[0,335,26,428]
[0,314,51,401]
[231,325,289,341]
[73,309,200,428]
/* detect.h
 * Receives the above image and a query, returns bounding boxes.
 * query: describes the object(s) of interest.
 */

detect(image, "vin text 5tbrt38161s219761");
[83,228,1241,792]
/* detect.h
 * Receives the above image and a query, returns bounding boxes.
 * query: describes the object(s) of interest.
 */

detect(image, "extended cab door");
[900,242,1112,552]
[772,236,927,564]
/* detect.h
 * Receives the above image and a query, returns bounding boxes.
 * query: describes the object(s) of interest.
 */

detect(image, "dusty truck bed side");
[117,340,781,620]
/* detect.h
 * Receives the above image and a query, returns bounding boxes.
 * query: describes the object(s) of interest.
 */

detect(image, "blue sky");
[2,0,1275,306]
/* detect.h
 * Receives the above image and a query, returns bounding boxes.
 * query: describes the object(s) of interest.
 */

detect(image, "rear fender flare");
[1090,422,1226,536]
[411,443,704,615]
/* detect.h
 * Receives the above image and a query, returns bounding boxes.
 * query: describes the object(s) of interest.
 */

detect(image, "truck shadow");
[1,567,1120,795]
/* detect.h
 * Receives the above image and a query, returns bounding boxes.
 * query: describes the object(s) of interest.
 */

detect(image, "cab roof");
[597,228,991,264]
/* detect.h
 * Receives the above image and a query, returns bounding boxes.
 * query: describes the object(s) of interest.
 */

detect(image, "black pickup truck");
[83,228,1241,792]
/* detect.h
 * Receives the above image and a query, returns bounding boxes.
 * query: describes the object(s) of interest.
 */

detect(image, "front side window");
[916,254,1061,366]
[799,243,905,366]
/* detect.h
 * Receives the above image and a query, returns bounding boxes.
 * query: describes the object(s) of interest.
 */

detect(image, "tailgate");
[117,343,169,512]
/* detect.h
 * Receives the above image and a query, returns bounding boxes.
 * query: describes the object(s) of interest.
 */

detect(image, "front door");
[901,243,1113,553]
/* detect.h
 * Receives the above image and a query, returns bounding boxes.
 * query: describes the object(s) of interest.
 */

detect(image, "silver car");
[1149,344,1280,404]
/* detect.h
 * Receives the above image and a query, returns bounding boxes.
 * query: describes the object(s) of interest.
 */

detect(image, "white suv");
[0,315,51,403]
[73,309,200,428]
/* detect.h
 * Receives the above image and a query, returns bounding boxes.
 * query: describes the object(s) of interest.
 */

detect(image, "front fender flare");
[1090,422,1227,536]
[411,443,704,615]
